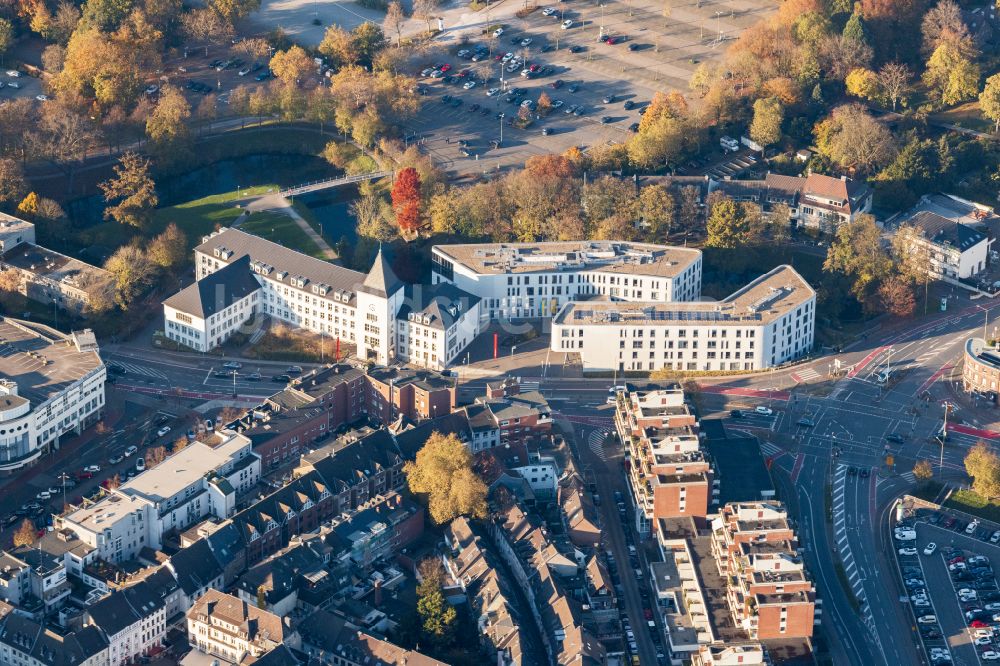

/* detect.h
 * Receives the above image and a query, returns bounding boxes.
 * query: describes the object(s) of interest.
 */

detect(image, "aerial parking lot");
[0,69,46,103]
[402,0,775,170]
[897,509,1000,666]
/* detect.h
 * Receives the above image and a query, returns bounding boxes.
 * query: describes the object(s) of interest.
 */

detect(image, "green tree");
[965,441,1000,499]
[0,19,13,56]
[104,244,156,308]
[352,22,387,66]
[980,74,1000,134]
[823,214,893,308]
[637,184,675,239]
[404,432,488,524]
[749,97,783,150]
[99,151,158,229]
[842,12,866,44]
[145,85,191,161]
[416,585,457,649]
[81,0,133,31]
[705,198,763,249]
[923,42,980,107]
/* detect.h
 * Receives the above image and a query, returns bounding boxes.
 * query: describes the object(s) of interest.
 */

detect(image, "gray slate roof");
[163,255,260,318]
[908,211,987,252]
[359,246,402,297]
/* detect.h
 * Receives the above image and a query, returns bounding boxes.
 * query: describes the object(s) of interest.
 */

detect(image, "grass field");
[150,185,278,240]
[945,488,1000,523]
[931,102,993,133]
[239,211,326,258]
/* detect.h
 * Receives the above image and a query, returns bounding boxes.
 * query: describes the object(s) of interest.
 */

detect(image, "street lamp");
[232,370,238,398]
[976,304,990,343]
[511,345,517,357]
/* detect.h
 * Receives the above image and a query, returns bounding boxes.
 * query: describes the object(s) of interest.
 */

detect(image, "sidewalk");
[243,193,338,260]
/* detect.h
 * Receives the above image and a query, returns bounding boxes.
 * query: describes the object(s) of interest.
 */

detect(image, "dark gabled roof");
[297,608,350,653]
[396,282,480,330]
[464,403,498,432]
[232,471,330,545]
[195,228,366,306]
[250,644,303,666]
[162,255,260,318]
[300,430,402,490]
[205,521,244,563]
[141,566,179,604]
[235,543,324,603]
[907,211,987,252]
[86,579,162,637]
[392,411,472,459]
[0,614,108,666]
[167,539,224,596]
[359,246,403,297]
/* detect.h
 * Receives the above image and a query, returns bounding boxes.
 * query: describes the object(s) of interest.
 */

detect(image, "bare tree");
[237,37,272,61]
[877,62,910,112]
[181,8,234,56]
[413,0,437,34]
[384,1,405,46]
[921,0,971,56]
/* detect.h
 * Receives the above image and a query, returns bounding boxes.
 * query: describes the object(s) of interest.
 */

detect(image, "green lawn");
[945,488,1000,523]
[239,211,326,259]
[150,185,278,241]
[931,101,994,134]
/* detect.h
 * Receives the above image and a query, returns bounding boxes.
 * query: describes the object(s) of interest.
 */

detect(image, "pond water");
[65,153,359,243]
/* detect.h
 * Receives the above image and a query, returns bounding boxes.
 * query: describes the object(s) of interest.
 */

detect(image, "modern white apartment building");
[163,228,483,369]
[61,431,258,561]
[0,318,105,472]
[551,265,815,373]
[431,241,703,320]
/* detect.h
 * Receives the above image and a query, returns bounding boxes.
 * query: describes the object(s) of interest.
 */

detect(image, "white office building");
[551,265,815,373]
[431,241,703,321]
[0,318,105,472]
[61,431,258,561]
[163,228,483,369]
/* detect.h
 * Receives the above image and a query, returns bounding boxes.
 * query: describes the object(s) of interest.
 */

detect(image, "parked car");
[755,406,773,416]
[135,458,145,472]
[157,426,171,437]
[924,543,938,556]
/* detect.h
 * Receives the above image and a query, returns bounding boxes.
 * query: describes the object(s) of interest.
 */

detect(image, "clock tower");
[355,245,404,365]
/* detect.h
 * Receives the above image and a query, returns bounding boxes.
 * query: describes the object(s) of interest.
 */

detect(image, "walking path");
[241,193,338,260]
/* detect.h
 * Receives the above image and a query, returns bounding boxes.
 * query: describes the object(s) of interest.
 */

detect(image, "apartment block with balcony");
[613,386,712,536]
[710,502,816,640]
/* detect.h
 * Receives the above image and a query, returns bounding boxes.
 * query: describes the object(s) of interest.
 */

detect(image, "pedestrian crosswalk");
[790,367,821,383]
[520,381,541,391]
[899,471,915,483]
[759,441,784,458]
[832,465,875,629]
[588,429,609,462]
[111,360,169,380]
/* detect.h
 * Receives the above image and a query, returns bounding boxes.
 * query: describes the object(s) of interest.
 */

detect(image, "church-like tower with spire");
[355,245,405,365]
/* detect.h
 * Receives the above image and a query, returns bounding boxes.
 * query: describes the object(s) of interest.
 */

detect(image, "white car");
[5,70,20,77]
[917,615,937,624]
[985,603,1000,611]
[421,67,434,77]
[609,385,627,393]
[991,530,1000,543]
[984,652,1000,661]
[124,445,138,457]
[6,82,19,89]
[502,52,514,62]
[977,637,994,646]
[542,7,556,15]
[950,561,968,571]
[899,547,918,556]
[493,27,504,37]
[35,94,48,101]
[506,62,520,72]
[924,542,937,556]
[36,491,50,500]
[520,37,532,46]
[463,80,476,89]
[457,49,470,58]
[83,465,100,473]
[895,532,916,541]
[561,19,573,29]
[913,597,930,607]
[157,426,171,437]
[755,406,773,416]
[486,87,500,96]
[959,588,978,597]
[551,99,564,107]
[976,629,995,639]
[136,458,145,472]
[967,519,980,534]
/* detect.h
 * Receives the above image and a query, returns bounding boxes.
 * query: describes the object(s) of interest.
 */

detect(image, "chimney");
[373,578,383,607]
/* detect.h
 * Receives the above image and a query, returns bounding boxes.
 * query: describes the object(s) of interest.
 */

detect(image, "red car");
[76,471,93,480]
[643,608,653,620]
[529,63,540,72]
[606,36,619,44]
[440,63,452,72]
[950,556,966,565]
[971,620,989,628]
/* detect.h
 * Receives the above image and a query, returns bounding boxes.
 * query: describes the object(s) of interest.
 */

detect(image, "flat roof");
[555,265,813,327]
[0,318,103,406]
[65,493,154,534]
[701,420,774,505]
[1,243,108,290]
[433,241,701,278]
[118,434,250,505]
[967,338,1000,370]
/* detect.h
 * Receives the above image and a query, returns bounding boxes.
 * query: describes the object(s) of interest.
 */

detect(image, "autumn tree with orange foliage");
[391,167,422,233]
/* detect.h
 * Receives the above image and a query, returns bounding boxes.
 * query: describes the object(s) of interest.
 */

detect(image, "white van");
[720,136,739,152]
